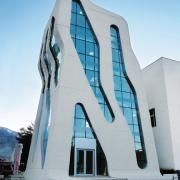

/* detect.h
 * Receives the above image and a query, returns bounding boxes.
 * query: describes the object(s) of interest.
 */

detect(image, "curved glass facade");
[41,29,52,168]
[41,90,51,168]
[69,103,108,176]
[41,18,61,168]
[73,104,94,139]
[49,17,61,86]
[70,0,114,123]
[110,26,147,168]
[31,46,45,162]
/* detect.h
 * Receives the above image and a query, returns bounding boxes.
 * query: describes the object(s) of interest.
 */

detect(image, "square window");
[123,108,133,124]
[95,58,99,71]
[79,54,86,69]
[133,125,140,135]
[129,125,134,134]
[75,118,85,138]
[99,103,105,113]
[114,76,121,91]
[122,77,131,92]
[135,142,142,151]
[86,42,95,56]
[70,25,76,38]
[111,28,118,37]
[94,71,99,86]
[86,29,94,42]
[135,135,141,143]
[76,105,84,118]
[113,62,121,76]
[111,37,119,49]
[72,1,77,13]
[86,55,94,70]
[122,92,131,108]
[115,90,123,107]
[76,3,84,15]
[112,49,120,62]
[131,94,136,108]
[86,70,95,86]
[132,109,138,124]
[76,39,85,54]
[95,44,99,57]
[77,14,85,27]
[86,21,90,29]
[86,55,94,64]
[71,13,76,25]
[86,125,94,139]
[76,26,85,40]
[120,63,125,76]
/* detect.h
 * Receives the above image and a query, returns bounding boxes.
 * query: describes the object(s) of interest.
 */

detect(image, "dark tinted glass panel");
[70,0,114,123]
[110,25,147,168]
[149,108,156,127]
[86,151,93,174]
[77,150,84,174]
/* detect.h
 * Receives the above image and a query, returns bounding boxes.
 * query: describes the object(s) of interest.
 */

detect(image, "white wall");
[163,60,180,170]
[143,57,180,170]
[25,0,167,179]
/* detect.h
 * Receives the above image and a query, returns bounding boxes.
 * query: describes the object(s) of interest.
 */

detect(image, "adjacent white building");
[142,57,180,172]
[25,0,177,180]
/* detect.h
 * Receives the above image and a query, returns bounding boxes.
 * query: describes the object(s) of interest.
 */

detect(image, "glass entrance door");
[76,150,85,175]
[75,149,95,176]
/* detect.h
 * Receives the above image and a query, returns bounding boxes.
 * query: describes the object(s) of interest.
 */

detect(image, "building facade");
[142,57,180,173]
[25,1,175,180]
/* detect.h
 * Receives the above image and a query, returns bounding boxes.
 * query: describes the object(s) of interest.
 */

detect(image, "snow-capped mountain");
[0,127,19,161]
[0,127,18,137]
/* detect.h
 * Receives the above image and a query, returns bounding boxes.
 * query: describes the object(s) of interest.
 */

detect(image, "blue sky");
[0,0,179,131]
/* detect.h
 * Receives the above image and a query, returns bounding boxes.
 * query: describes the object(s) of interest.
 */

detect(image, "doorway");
[75,149,95,176]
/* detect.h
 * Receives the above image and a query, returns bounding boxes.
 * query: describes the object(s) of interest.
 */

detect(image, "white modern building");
[142,57,180,173]
[25,0,176,180]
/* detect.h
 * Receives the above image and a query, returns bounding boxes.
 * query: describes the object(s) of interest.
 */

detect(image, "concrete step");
[73,176,127,180]
[4,175,24,180]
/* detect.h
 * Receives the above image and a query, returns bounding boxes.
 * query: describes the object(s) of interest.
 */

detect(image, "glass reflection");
[110,25,147,168]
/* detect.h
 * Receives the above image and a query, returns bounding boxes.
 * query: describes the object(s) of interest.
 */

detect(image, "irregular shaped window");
[31,47,45,162]
[110,25,147,168]
[70,0,114,123]
[41,89,51,168]
[49,17,61,86]
[40,24,53,168]
[69,103,108,176]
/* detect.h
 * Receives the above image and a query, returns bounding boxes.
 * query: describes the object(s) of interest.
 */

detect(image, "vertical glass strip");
[110,25,147,168]
[70,0,114,123]
[41,89,51,168]
[49,17,61,86]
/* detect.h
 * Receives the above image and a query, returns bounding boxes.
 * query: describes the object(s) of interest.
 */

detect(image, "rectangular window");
[149,108,157,127]
[76,39,85,54]
[77,14,85,27]
[76,26,86,40]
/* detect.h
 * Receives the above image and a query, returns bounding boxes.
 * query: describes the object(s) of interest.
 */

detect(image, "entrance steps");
[74,176,127,180]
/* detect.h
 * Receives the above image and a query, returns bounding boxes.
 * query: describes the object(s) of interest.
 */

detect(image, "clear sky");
[0,0,179,131]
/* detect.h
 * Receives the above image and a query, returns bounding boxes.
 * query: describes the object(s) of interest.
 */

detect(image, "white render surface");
[25,0,171,180]
[142,57,180,171]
